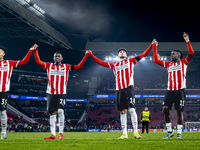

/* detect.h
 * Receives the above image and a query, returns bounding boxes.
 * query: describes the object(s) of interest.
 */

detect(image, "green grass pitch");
[0,132,200,150]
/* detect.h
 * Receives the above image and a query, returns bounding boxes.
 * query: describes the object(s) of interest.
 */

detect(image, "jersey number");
[1,99,7,107]
[130,98,135,105]
[180,100,185,107]
[60,99,66,106]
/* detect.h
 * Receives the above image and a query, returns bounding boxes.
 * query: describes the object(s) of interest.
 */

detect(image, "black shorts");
[0,92,8,111]
[116,85,135,111]
[164,89,186,111]
[47,94,66,113]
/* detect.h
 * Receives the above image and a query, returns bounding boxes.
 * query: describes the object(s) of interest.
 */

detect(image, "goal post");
[185,122,200,129]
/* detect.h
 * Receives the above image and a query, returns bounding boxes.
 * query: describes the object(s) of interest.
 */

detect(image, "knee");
[1,110,7,119]
[163,107,170,115]
[121,109,127,114]
[177,111,182,117]
[57,109,64,116]
[128,108,135,114]
[50,111,57,116]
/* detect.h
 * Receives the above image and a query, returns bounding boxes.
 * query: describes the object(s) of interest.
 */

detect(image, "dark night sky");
[1,0,200,71]
[30,0,200,42]
[0,0,198,79]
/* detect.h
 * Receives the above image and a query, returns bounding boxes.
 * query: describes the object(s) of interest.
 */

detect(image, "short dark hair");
[0,46,6,53]
[172,50,183,59]
[54,51,62,56]
[118,47,127,54]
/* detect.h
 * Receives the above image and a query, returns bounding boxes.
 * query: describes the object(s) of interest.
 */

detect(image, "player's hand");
[85,50,92,55]
[30,44,39,51]
[183,32,189,42]
[152,39,158,46]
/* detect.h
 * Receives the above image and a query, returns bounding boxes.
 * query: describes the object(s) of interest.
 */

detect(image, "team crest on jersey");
[115,63,129,72]
[168,65,181,72]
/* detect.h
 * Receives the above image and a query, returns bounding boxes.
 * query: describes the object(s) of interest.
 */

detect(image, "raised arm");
[153,39,165,67]
[183,32,194,62]
[33,44,45,68]
[16,49,33,67]
[138,43,153,59]
[71,50,90,70]
[90,51,110,68]
[186,41,194,56]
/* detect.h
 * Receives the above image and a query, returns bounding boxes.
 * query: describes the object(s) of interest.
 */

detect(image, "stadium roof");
[0,0,72,49]
[85,42,200,52]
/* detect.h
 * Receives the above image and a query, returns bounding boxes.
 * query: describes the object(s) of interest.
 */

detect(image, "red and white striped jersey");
[0,60,19,92]
[164,58,191,91]
[44,63,71,95]
[108,57,139,90]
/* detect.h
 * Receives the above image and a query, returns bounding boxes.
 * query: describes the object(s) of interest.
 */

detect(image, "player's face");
[0,49,5,57]
[171,51,180,61]
[118,50,127,59]
[54,53,63,64]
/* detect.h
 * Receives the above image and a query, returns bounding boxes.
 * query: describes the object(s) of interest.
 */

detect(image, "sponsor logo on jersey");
[168,65,181,71]
[115,63,129,72]
[0,66,8,71]
[50,70,65,76]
